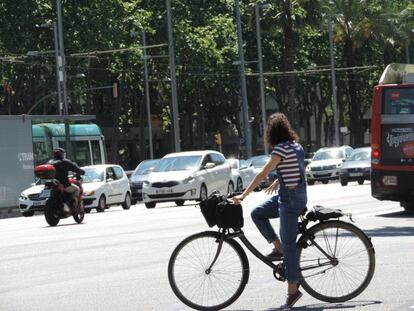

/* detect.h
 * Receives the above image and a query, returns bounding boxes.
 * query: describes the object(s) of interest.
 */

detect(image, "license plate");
[349,172,363,177]
[39,189,51,199]
[33,201,45,206]
[155,188,173,194]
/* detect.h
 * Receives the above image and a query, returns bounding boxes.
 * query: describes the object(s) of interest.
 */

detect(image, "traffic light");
[214,133,222,145]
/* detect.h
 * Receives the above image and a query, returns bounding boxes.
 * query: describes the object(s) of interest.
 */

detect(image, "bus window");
[383,88,414,114]
[91,140,103,164]
[33,142,49,164]
[72,141,91,167]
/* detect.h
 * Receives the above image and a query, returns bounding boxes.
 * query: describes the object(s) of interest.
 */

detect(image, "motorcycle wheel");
[73,200,85,224]
[44,199,60,227]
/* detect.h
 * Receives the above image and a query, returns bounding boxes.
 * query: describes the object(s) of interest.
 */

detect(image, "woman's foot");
[266,248,283,260]
[280,290,303,309]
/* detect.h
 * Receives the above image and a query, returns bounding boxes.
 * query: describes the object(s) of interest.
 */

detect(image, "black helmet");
[53,148,65,159]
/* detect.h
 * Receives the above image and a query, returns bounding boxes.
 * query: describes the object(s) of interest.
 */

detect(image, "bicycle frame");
[211,215,353,282]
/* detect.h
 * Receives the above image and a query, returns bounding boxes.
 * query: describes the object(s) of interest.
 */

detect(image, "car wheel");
[175,200,185,206]
[340,180,348,186]
[122,192,132,210]
[236,178,243,192]
[358,179,364,185]
[96,195,106,212]
[227,181,234,195]
[84,208,91,213]
[22,210,34,217]
[322,180,329,184]
[199,184,208,201]
[145,202,156,209]
[307,180,315,186]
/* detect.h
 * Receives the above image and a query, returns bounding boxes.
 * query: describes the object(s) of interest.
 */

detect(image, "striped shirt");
[271,142,302,187]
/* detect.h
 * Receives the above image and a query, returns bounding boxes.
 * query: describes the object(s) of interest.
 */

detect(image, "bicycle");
[168,197,376,311]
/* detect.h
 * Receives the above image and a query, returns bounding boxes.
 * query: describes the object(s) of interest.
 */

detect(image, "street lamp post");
[235,0,252,159]
[166,0,181,152]
[55,0,72,158]
[255,3,271,155]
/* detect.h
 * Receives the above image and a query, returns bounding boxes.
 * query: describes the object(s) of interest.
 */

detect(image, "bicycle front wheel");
[299,221,375,303]
[168,231,249,311]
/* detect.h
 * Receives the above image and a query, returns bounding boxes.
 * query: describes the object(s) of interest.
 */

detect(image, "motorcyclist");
[49,148,85,211]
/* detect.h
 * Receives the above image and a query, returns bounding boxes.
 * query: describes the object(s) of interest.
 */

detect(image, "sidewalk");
[0,207,21,219]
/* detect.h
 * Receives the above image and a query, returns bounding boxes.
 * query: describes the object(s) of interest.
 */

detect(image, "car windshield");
[349,149,370,161]
[250,156,269,167]
[153,156,202,172]
[132,159,159,176]
[313,149,344,161]
[82,167,104,183]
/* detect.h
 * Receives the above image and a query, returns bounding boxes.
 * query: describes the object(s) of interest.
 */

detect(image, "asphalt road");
[1,181,413,311]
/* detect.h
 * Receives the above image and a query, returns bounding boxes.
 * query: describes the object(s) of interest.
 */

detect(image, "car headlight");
[341,168,348,173]
[306,165,311,171]
[336,163,342,168]
[84,190,95,196]
[363,167,371,172]
[143,180,150,187]
[183,175,195,184]
[20,194,28,200]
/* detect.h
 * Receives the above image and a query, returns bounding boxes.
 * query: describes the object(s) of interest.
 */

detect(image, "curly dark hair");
[265,113,299,147]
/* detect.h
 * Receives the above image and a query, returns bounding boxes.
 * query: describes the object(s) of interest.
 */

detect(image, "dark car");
[339,147,371,186]
[129,159,160,203]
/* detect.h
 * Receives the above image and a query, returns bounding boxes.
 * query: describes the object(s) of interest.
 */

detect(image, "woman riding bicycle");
[233,112,307,308]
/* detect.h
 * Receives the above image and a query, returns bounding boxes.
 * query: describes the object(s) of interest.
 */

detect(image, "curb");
[0,207,22,219]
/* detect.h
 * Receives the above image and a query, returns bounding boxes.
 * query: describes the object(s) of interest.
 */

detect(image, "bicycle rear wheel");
[299,220,375,303]
[168,231,249,311]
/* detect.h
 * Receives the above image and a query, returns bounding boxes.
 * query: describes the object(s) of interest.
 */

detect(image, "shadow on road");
[377,210,414,218]
[225,300,382,311]
[364,225,414,237]
[265,300,382,311]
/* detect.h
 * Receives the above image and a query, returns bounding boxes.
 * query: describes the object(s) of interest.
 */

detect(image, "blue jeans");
[251,185,307,283]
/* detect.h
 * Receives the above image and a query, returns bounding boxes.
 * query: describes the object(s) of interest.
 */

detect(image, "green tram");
[32,123,106,166]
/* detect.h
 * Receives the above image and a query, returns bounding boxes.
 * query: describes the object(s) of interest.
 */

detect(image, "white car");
[19,180,47,217]
[142,150,234,208]
[228,158,255,191]
[306,146,353,185]
[81,164,132,212]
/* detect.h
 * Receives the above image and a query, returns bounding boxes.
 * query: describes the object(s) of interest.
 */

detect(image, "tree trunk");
[282,0,298,130]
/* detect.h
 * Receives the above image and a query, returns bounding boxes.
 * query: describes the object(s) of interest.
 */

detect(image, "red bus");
[371,63,414,212]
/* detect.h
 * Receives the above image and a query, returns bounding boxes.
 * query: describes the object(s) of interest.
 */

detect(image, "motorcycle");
[34,164,85,226]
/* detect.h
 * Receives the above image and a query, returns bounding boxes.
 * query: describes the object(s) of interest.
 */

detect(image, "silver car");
[339,147,371,186]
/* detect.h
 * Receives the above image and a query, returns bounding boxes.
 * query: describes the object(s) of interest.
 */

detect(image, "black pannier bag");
[199,192,244,229]
[199,192,223,227]
[215,200,244,229]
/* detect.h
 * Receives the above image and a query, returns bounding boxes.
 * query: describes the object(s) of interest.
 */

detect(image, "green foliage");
[0,0,411,159]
